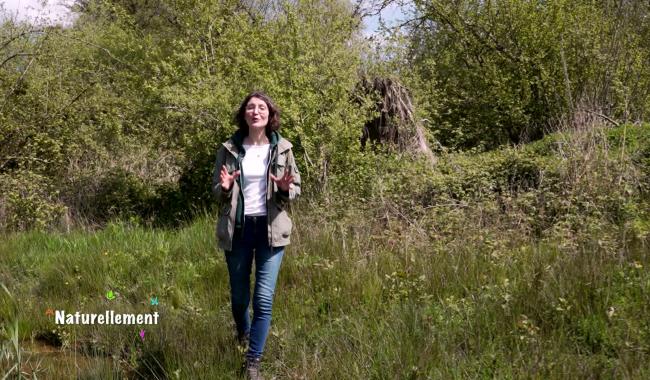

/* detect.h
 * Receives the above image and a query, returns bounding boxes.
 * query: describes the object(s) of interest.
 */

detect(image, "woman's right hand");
[220,165,240,191]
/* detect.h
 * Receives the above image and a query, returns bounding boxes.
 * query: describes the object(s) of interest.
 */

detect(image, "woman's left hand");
[270,168,294,192]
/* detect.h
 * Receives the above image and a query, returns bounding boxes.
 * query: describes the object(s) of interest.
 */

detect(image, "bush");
[0,171,67,232]
[66,168,155,225]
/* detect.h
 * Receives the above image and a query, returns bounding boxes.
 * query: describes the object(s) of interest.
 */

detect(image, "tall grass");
[0,284,21,378]
[1,123,649,378]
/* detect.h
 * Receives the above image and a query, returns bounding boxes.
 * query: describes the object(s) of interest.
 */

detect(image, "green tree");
[402,0,650,149]
[1,0,375,229]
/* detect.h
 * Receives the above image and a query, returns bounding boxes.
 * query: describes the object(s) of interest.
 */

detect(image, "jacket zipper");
[267,145,277,246]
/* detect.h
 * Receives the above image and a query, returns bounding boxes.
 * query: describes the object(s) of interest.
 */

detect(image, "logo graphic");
[45,308,54,317]
[106,290,116,300]
[150,297,158,306]
[139,329,145,341]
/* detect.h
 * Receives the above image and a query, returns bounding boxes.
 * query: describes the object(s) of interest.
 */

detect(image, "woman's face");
[244,97,269,131]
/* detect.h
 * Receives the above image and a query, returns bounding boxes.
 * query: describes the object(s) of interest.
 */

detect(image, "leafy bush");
[66,168,154,224]
[403,1,650,149]
[0,171,67,232]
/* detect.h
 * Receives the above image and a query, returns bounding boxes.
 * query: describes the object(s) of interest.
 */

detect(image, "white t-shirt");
[242,144,270,216]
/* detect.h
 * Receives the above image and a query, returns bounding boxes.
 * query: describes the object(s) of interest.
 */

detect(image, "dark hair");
[235,91,280,135]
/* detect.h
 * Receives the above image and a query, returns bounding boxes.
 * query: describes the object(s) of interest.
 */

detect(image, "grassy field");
[1,125,650,379]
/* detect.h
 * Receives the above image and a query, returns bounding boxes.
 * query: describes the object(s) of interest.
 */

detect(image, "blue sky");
[363,2,409,36]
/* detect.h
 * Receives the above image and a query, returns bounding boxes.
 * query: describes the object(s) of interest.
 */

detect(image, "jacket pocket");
[275,209,292,239]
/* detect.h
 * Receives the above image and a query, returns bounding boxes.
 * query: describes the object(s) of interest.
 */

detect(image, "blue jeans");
[225,215,284,359]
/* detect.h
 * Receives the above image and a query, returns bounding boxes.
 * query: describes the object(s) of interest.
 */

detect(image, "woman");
[212,91,300,379]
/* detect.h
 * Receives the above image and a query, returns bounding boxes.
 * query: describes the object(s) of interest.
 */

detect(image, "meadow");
[1,124,649,379]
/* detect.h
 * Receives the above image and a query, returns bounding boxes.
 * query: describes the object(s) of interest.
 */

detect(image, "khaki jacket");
[212,136,301,251]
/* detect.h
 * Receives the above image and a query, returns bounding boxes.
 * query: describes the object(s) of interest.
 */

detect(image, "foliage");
[1,1,650,376]
[0,0,371,230]
[0,170,67,231]
[2,0,650,233]
[402,0,650,149]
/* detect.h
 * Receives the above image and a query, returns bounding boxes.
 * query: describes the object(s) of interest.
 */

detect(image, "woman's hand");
[270,168,294,192]
[220,165,240,191]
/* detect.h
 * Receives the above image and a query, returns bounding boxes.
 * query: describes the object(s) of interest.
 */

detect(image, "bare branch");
[0,53,36,68]
[585,110,620,127]
[0,34,46,112]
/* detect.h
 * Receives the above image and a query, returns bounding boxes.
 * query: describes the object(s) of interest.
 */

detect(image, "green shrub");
[0,171,67,232]
[69,168,154,224]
